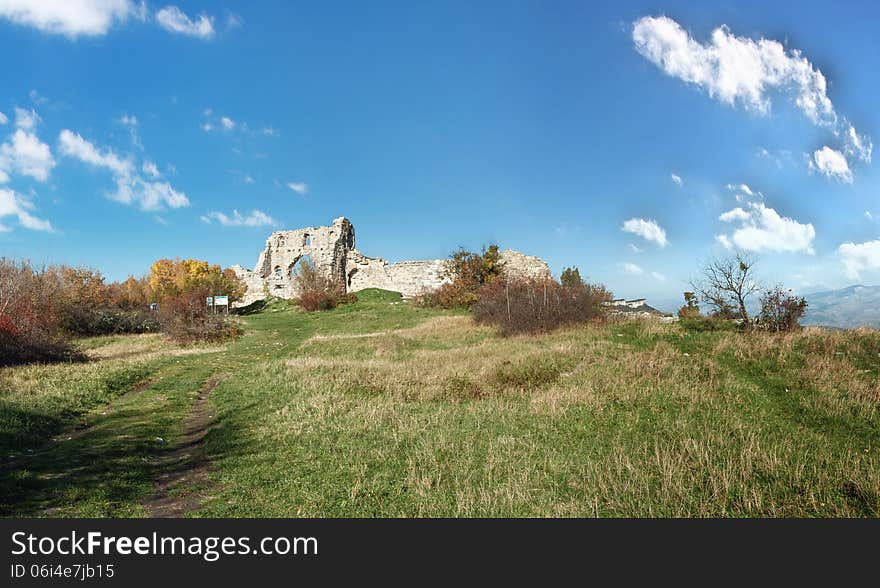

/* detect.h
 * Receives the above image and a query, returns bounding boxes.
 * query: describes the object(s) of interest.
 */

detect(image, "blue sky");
[1,0,879,302]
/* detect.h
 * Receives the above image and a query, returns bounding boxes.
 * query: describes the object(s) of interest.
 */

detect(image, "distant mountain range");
[800,285,880,329]
[650,285,880,330]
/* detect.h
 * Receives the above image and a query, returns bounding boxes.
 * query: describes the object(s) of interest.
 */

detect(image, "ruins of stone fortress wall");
[231,217,551,306]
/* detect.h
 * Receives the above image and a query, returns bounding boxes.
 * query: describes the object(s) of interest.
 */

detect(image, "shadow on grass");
[0,401,163,516]
[0,366,218,517]
[232,300,268,316]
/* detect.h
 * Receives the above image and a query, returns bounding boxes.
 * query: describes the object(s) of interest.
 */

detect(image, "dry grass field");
[2,289,878,517]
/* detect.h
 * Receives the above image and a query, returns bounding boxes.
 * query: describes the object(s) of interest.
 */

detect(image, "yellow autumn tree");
[148,258,244,303]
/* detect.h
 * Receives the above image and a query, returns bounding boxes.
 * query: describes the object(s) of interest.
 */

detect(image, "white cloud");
[650,271,668,282]
[0,187,52,231]
[262,126,279,137]
[201,209,278,227]
[0,111,7,125]
[14,107,38,130]
[716,201,815,254]
[810,146,853,183]
[726,183,754,196]
[838,239,880,280]
[718,207,751,222]
[115,177,188,210]
[58,129,188,211]
[200,122,213,132]
[119,114,138,127]
[220,116,235,130]
[59,129,132,176]
[628,243,643,253]
[0,0,140,38]
[670,173,682,186]
[225,13,243,30]
[0,129,56,182]
[286,181,308,195]
[633,15,871,179]
[633,16,836,124]
[28,89,48,105]
[845,124,872,163]
[621,217,668,247]
[155,5,214,40]
[620,263,644,275]
[142,161,160,178]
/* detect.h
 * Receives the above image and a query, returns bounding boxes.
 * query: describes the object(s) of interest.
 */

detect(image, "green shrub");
[492,358,562,391]
[679,316,737,332]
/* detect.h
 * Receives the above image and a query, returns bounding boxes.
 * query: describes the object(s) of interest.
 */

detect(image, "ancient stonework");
[232,217,551,306]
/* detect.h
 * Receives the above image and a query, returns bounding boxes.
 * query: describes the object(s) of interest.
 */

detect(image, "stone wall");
[232,217,551,305]
[498,249,552,281]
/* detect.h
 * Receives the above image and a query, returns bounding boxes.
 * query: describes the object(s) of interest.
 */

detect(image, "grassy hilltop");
[1,288,878,517]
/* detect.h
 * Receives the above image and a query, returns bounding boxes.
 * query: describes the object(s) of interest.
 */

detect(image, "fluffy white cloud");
[650,272,668,282]
[220,116,235,130]
[0,187,52,231]
[286,181,308,195]
[670,173,682,186]
[0,0,141,37]
[59,129,132,176]
[156,5,214,40]
[14,107,38,130]
[716,202,815,254]
[621,217,668,247]
[58,129,188,211]
[845,124,872,163]
[620,263,644,275]
[718,207,751,222]
[633,15,870,178]
[201,209,278,227]
[838,239,880,280]
[142,161,160,178]
[114,177,188,210]
[0,111,7,125]
[633,16,836,123]
[0,129,56,182]
[810,146,853,183]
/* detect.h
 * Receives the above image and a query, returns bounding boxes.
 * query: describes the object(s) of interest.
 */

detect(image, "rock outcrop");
[232,217,551,305]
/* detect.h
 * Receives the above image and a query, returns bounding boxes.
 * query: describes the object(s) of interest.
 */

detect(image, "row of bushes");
[677,286,807,333]
[0,258,244,366]
[473,279,612,336]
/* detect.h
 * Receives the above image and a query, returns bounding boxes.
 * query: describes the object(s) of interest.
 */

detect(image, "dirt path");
[142,373,229,518]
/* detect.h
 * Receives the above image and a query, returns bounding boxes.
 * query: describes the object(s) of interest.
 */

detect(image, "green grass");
[1,289,878,517]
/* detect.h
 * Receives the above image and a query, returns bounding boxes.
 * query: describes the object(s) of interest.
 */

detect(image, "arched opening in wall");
[347,268,358,287]
[303,233,311,247]
[290,254,314,281]
[287,255,301,280]
[273,265,282,279]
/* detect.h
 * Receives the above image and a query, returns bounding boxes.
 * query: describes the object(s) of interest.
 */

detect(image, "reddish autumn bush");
[0,259,83,366]
[292,259,356,312]
[298,290,336,311]
[472,278,613,336]
[158,288,241,344]
[415,245,504,309]
[756,286,808,332]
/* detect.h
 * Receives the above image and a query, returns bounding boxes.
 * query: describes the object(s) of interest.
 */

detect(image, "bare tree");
[691,252,761,324]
